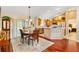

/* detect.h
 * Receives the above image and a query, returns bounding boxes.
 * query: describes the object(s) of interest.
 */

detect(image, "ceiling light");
[48,10,51,12]
[56,8,61,11]
[28,6,32,27]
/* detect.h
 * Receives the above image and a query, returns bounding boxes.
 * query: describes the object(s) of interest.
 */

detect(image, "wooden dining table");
[22,28,39,45]
[22,29,34,45]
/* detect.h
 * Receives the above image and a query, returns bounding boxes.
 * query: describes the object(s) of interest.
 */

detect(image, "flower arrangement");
[0,31,6,41]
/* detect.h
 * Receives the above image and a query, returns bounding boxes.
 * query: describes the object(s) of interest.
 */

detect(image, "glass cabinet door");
[3,21,6,29]
[7,21,10,29]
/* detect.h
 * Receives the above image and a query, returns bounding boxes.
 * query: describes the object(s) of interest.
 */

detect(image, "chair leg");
[28,37,30,45]
[23,38,25,44]
[21,39,24,44]
[32,40,34,46]
[37,38,39,43]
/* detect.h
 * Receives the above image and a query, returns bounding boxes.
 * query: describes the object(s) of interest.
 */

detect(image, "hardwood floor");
[1,32,79,52]
[38,32,79,52]
[0,40,13,52]
[2,38,79,52]
[41,37,79,52]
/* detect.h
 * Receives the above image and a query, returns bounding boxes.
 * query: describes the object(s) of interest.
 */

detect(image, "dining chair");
[20,29,30,44]
[19,29,27,43]
[19,29,24,43]
[19,29,24,39]
[29,29,39,46]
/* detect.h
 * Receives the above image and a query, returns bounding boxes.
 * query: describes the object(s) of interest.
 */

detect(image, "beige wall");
[0,7,1,31]
[76,8,79,41]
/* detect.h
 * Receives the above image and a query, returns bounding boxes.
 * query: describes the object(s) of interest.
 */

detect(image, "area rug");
[11,37,54,52]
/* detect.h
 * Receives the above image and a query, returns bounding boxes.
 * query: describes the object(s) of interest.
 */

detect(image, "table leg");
[28,36,30,45]
[37,37,39,44]
[32,40,34,46]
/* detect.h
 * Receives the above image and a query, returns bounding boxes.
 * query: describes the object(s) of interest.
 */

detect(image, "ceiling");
[1,6,75,19]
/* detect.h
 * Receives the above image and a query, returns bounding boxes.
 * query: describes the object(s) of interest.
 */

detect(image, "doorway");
[65,8,77,41]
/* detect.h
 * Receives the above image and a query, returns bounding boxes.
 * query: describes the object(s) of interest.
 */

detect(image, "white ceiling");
[1,6,74,19]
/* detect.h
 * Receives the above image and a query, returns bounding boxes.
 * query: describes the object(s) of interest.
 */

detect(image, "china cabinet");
[2,16,11,39]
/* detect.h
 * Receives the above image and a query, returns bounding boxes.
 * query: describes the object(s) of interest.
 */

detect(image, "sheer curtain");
[11,19,28,39]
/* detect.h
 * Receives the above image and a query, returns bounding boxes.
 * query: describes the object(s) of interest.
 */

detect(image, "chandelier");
[28,6,31,19]
[28,6,31,27]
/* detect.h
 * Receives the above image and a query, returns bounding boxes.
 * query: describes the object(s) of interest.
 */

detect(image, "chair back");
[32,29,39,40]
[19,29,23,39]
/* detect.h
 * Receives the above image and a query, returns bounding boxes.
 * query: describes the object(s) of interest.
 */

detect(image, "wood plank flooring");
[2,34,79,52]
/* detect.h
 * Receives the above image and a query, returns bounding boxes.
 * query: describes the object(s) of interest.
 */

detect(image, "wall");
[0,7,1,31]
[76,8,79,42]
[0,18,1,31]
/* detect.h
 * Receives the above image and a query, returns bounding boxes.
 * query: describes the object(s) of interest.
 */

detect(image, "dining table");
[21,28,34,45]
[21,28,39,45]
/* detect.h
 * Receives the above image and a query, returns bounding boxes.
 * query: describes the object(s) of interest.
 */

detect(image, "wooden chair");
[19,29,27,43]
[29,29,39,46]
[19,29,30,44]
[19,29,24,39]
